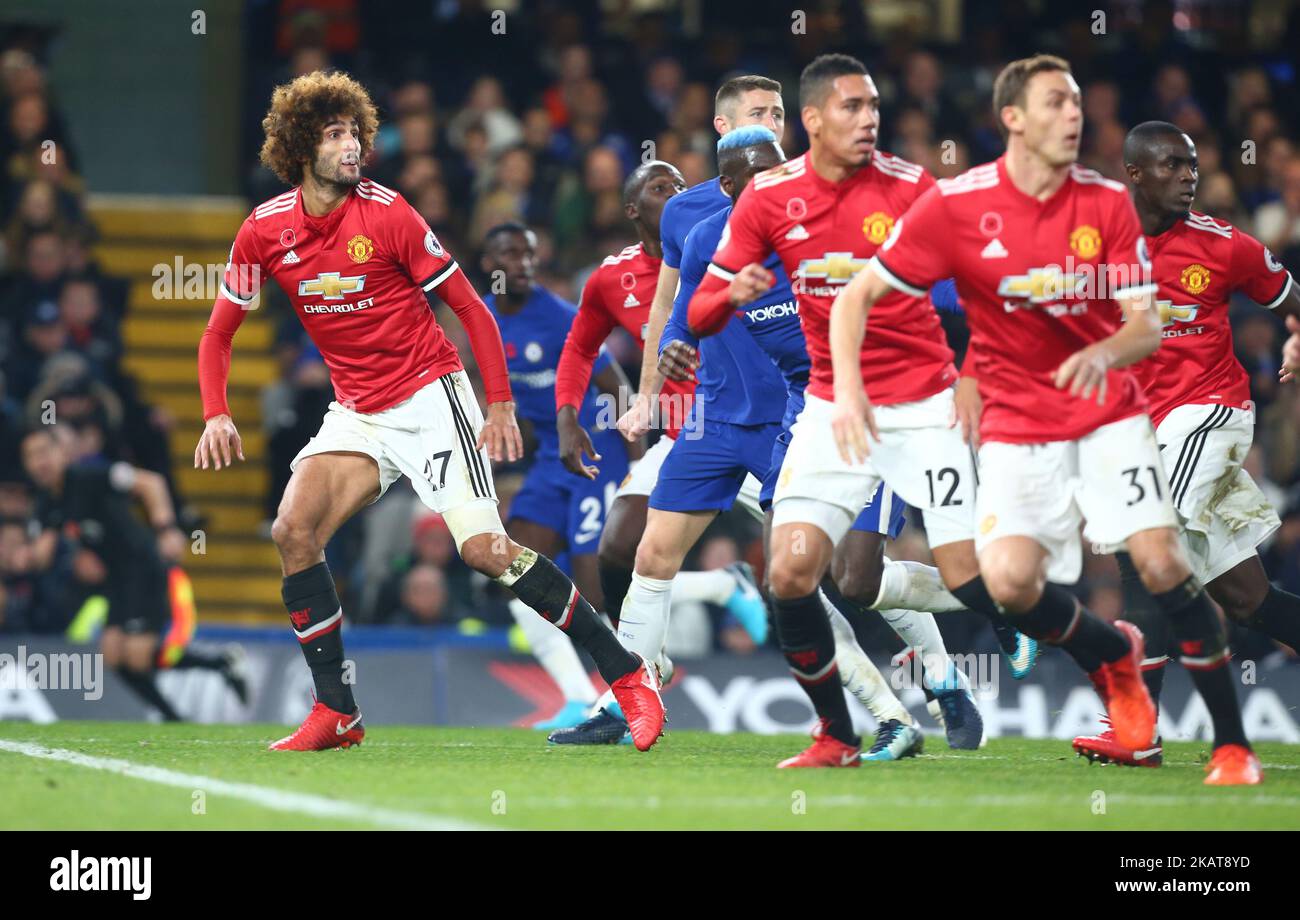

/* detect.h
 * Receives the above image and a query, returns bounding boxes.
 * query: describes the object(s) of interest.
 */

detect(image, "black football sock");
[817,575,871,629]
[1013,583,1128,672]
[500,548,639,684]
[282,562,354,714]
[773,591,859,747]
[1152,576,1248,749]
[1243,585,1300,650]
[117,667,182,722]
[950,576,1021,655]
[1116,551,1169,707]
[598,561,633,629]
[1142,660,1166,711]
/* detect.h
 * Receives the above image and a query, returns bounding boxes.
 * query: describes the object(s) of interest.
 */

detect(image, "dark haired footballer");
[195,71,665,752]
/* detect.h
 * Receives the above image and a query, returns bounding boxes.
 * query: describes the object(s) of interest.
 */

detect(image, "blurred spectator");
[447,76,523,155]
[1253,156,1300,257]
[371,513,485,625]
[390,564,452,626]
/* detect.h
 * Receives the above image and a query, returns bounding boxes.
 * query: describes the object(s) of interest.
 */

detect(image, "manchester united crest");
[862,211,894,245]
[1180,262,1212,295]
[1068,225,1101,259]
[346,234,374,264]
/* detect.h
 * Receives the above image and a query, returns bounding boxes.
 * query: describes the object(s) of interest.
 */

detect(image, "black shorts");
[105,560,170,636]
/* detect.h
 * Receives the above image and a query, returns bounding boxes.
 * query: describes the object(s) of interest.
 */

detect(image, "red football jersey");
[872,157,1156,444]
[220,180,471,414]
[705,151,957,405]
[555,243,694,439]
[1131,211,1294,426]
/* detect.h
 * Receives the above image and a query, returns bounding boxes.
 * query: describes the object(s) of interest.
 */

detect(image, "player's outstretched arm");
[1282,315,1300,384]
[618,262,679,441]
[1271,284,1300,382]
[593,359,645,462]
[827,264,888,463]
[1053,291,1160,405]
[195,291,250,471]
[686,263,773,337]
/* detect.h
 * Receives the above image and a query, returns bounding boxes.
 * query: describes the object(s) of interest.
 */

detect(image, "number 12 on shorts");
[1122,465,1163,507]
[925,467,962,507]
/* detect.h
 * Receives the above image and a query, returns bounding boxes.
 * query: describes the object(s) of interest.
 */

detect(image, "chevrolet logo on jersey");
[1157,299,1199,327]
[997,267,1085,304]
[298,272,367,300]
[797,253,870,285]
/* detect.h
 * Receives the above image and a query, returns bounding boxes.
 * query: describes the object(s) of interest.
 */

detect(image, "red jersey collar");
[995,154,1074,209]
[296,185,353,234]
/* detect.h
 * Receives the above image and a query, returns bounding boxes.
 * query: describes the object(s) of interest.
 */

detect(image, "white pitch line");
[0,739,488,830]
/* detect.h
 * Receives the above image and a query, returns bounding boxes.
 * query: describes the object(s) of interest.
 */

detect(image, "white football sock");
[617,572,673,663]
[873,557,964,613]
[591,688,616,716]
[880,607,952,690]
[670,569,736,605]
[821,590,911,725]
[509,599,597,705]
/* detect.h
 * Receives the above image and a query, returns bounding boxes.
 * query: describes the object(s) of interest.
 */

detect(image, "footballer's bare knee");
[460,532,515,578]
[1127,527,1191,595]
[270,511,321,572]
[769,524,833,599]
[980,540,1045,613]
[1209,557,1269,623]
[834,532,883,606]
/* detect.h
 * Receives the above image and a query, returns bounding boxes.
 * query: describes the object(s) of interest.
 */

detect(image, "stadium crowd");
[236,2,1300,663]
[3,2,1300,667]
[0,43,192,636]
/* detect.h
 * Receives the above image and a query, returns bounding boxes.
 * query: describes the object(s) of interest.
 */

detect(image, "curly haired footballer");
[259,70,379,185]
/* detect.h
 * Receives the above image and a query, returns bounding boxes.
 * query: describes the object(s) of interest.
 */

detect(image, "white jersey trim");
[871,153,923,184]
[1264,272,1293,309]
[1112,282,1159,300]
[1184,213,1233,240]
[1068,164,1127,193]
[706,263,736,282]
[254,189,298,220]
[219,280,255,306]
[869,255,927,298]
[421,261,460,291]
[601,244,644,266]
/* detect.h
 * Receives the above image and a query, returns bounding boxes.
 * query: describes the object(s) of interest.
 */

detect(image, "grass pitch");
[1,721,1298,830]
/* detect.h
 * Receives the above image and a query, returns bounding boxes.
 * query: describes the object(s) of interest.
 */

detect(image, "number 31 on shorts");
[1122,465,1163,507]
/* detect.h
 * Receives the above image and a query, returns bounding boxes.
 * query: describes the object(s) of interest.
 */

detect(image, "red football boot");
[777,719,861,768]
[1204,744,1263,786]
[1073,716,1163,767]
[610,656,665,752]
[1088,620,1156,751]
[268,700,365,751]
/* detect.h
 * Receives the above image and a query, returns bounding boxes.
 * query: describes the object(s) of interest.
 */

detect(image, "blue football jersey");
[486,286,611,459]
[659,178,730,270]
[661,205,795,427]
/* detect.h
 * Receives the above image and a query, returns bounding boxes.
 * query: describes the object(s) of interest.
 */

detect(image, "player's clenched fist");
[1054,342,1114,405]
[194,414,245,470]
[658,340,700,382]
[831,387,879,465]
[478,401,524,463]
[728,263,775,305]
[616,391,653,441]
